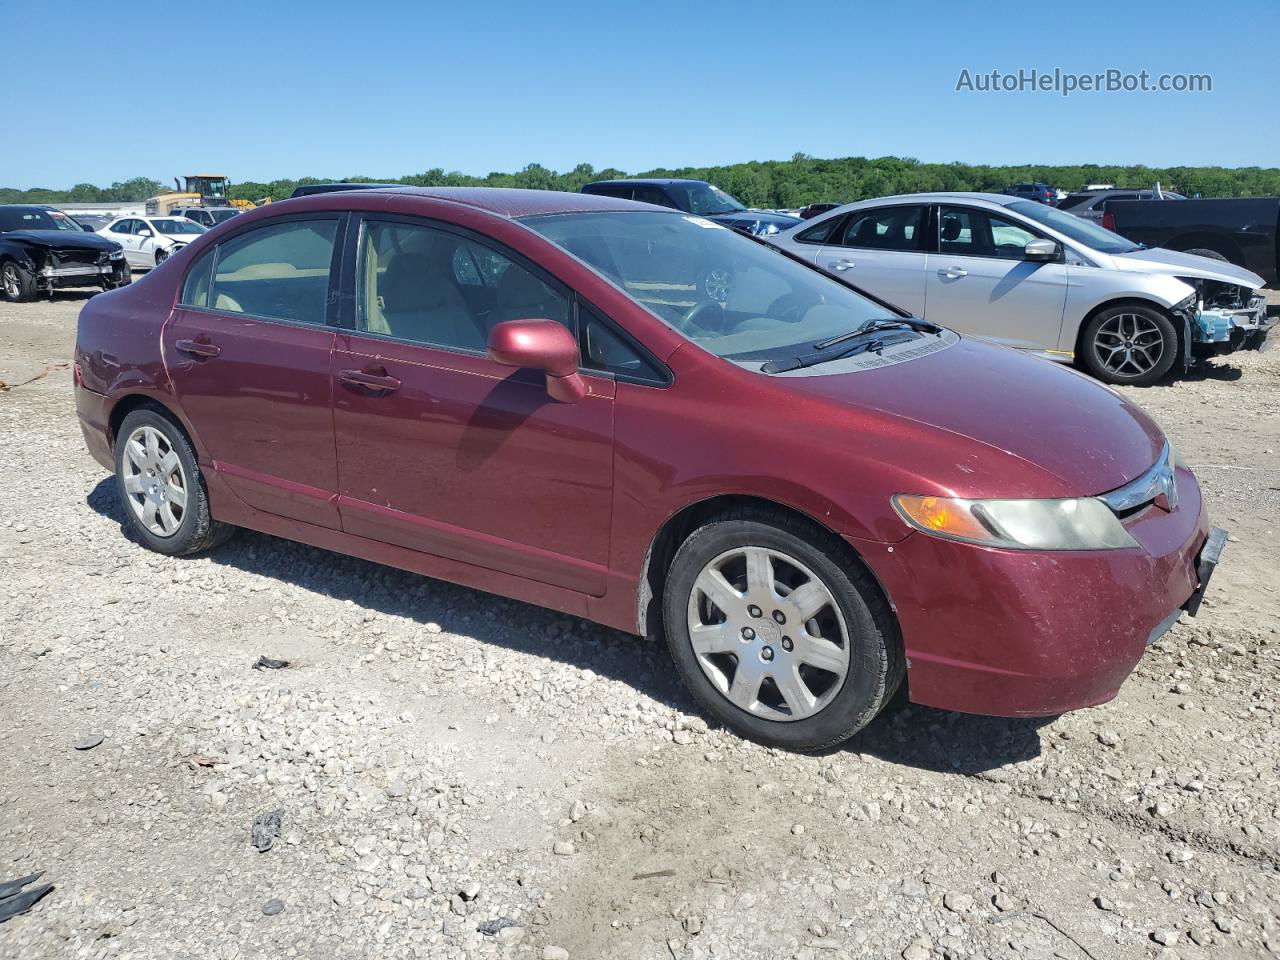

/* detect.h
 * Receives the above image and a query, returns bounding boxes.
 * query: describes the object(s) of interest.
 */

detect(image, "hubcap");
[1094,313,1164,377]
[687,546,850,722]
[121,425,187,537]
[2,265,18,298]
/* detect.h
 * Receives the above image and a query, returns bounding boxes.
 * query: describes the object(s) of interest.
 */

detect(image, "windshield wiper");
[813,317,941,350]
[761,330,917,374]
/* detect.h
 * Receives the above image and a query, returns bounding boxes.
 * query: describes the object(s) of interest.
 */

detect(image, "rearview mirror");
[487,319,586,403]
[1023,238,1059,261]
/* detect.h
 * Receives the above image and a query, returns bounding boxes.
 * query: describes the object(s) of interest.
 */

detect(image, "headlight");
[893,494,1138,551]
[109,248,124,260]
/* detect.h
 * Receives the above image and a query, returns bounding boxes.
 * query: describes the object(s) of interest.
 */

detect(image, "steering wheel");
[681,299,727,334]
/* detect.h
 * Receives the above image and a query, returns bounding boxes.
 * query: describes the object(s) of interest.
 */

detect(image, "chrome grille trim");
[1099,442,1177,513]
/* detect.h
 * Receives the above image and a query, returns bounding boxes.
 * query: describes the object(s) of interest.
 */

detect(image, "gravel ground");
[0,290,1277,960]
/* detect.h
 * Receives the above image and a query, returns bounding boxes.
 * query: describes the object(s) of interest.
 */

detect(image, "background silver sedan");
[769,192,1268,386]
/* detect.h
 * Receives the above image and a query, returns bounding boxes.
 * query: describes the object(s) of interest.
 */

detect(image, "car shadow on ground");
[1153,361,1244,386]
[87,477,1048,774]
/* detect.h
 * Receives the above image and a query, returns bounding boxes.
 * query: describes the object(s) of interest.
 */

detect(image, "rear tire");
[1183,247,1229,263]
[1080,304,1178,387]
[113,407,235,556]
[1,260,37,302]
[662,506,902,752]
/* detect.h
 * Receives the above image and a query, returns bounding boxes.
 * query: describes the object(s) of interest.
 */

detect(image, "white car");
[98,216,206,270]
[768,192,1272,386]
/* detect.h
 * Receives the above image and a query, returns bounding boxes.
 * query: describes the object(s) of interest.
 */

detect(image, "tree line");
[5,157,1280,208]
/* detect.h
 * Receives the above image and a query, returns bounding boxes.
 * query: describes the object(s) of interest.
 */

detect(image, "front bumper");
[1189,294,1275,356]
[38,257,128,289]
[859,466,1216,717]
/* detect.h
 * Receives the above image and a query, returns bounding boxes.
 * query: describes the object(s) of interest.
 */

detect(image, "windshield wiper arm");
[761,330,917,374]
[813,317,941,350]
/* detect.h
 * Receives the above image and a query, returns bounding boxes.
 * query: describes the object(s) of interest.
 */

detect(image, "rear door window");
[836,206,925,252]
[209,218,339,323]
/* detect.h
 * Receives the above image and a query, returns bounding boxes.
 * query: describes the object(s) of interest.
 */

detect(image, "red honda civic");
[74,188,1224,751]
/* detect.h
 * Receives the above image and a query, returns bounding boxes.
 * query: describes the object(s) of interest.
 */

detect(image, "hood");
[1111,247,1265,289]
[781,336,1165,498]
[710,211,803,230]
[2,229,120,252]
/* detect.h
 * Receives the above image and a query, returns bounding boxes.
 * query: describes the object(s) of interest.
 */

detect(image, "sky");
[4,0,1277,189]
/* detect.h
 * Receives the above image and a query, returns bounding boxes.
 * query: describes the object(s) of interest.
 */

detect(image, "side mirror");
[1023,238,1059,261]
[487,319,586,403]
[138,228,153,238]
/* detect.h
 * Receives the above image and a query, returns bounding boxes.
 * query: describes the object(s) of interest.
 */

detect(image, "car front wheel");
[1080,305,1178,387]
[1,260,36,302]
[663,508,902,752]
[114,407,235,555]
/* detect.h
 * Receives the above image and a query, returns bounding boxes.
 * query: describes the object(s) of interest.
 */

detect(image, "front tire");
[113,407,234,555]
[1080,304,1178,387]
[663,507,902,752]
[1,260,37,302]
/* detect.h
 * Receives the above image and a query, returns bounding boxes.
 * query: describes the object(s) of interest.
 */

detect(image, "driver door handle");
[829,258,856,272]
[937,267,968,279]
[338,368,401,393]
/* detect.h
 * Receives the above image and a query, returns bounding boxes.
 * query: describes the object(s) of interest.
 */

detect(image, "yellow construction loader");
[145,175,270,216]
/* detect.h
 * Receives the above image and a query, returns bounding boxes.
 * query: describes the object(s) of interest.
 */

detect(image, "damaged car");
[771,192,1273,386]
[1,205,130,302]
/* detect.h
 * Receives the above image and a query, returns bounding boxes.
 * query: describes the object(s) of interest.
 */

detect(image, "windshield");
[522,210,894,362]
[1006,200,1141,254]
[153,219,206,235]
[0,208,79,232]
[667,183,746,216]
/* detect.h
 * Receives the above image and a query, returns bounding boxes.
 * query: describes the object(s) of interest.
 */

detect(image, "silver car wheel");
[1093,312,1165,377]
[2,264,19,299]
[121,425,188,537]
[686,546,850,722]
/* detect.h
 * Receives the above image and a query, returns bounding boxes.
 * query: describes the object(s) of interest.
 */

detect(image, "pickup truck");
[1103,197,1280,286]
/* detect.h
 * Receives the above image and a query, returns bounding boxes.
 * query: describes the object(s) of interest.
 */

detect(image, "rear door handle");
[829,258,856,272]
[937,268,968,279]
[175,338,220,358]
[338,368,402,393]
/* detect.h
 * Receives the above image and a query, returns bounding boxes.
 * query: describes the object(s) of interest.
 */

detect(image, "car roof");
[584,179,708,188]
[309,186,662,218]
[839,192,1021,207]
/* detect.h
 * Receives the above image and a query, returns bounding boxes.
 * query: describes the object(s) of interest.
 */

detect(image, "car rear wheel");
[1,261,36,302]
[1081,305,1178,387]
[1183,247,1229,263]
[114,407,235,556]
[663,507,902,752]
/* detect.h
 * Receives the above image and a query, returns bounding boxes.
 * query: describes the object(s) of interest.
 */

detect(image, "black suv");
[581,179,801,235]
[0,205,130,301]
[1003,182,1058,205]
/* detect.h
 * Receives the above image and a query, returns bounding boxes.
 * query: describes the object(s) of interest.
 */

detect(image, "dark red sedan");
[74,188,1224,751]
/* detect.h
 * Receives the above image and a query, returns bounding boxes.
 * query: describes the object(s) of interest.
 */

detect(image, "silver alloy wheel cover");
[1093,312,1165,377]
[121,425,188,537]
[686,546,851,722]
[2,264,18,298]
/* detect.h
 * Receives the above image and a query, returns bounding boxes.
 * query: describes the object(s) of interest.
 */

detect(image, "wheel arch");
[1165,232,1245,265]
[107,393,186,452]
[635,493,897,642]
